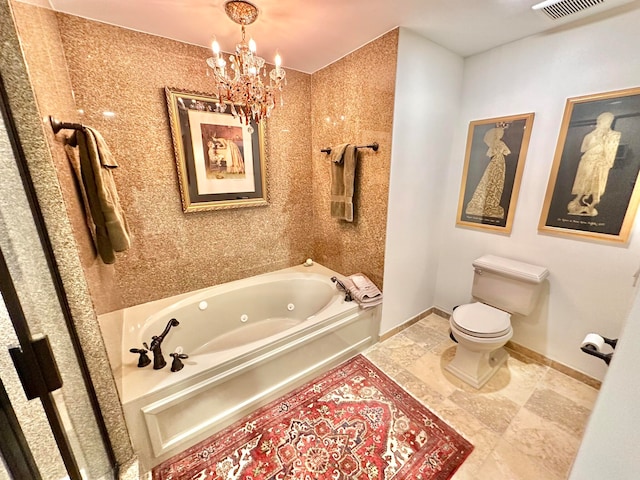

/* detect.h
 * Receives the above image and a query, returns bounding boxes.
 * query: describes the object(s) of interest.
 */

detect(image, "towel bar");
[48,116,83,134]
[321,142,379,154]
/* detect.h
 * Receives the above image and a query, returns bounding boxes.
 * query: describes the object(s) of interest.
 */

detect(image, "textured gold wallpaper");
[311,30,398,289]
[10,2,120,315]
[53,13,314,313]
[12,6,396,315]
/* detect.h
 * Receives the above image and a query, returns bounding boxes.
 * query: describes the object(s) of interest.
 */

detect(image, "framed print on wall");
[539,87,640,243]
[456,113,535,234]
[165,87,268,212]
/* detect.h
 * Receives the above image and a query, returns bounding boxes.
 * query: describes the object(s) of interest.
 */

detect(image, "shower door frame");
[0,71,117,479]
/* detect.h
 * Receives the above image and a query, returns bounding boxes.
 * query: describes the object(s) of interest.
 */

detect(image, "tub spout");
[331,277,353,302]
[146,318,180,370]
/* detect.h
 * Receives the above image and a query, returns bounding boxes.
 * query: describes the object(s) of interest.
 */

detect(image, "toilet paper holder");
[580,335,617,365]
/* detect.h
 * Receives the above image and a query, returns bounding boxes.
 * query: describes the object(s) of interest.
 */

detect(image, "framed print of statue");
[456,113,535,234]
[539,87,640,243]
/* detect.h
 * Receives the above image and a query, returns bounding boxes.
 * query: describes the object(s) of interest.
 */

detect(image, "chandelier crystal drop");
[206,0,286,124]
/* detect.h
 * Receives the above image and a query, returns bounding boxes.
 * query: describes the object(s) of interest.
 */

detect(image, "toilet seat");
[452,302,511,338]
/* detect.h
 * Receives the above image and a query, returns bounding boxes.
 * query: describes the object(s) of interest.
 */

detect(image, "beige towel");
[329,143,348,165]
[67,127,131,264]
[330,144,358,222]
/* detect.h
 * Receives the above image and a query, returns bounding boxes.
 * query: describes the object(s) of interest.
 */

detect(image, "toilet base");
[445,345,509,389]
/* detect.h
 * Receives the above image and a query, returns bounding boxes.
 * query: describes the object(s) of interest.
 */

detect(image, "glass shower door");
[0,75,115,479]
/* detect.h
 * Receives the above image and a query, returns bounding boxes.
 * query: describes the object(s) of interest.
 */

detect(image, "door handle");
[9,335,63,400]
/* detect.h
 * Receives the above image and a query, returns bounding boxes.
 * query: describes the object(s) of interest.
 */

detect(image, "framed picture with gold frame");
[165,87,268,212]
[539,87,640,243]
[456,113,535,234]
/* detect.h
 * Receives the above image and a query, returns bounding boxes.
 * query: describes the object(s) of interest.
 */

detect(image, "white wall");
[569,285,640,478]
[381,28,463,334]
[434,8,640,380]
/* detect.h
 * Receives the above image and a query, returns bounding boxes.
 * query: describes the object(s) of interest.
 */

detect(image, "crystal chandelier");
[206,0,286,124]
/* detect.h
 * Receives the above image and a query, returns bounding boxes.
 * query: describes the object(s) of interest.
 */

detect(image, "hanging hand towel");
[67,127,131,264]
[329,143,348,165]
[330,144,357,222]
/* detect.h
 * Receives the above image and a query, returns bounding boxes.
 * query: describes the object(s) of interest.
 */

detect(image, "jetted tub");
[99,262,381,471]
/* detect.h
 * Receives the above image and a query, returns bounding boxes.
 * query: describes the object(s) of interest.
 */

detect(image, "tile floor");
[363,313,599,480]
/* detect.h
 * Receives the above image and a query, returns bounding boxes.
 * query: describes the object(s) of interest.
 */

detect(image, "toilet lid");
[452,303,511,338]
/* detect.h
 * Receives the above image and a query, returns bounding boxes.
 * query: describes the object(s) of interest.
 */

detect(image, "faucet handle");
[170,352,189,372]
[129,347,151,368]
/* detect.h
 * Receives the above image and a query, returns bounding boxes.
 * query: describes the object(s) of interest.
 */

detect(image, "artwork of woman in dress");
[465,125,511,219]
[201,124,245,179]
[567,112,621,217]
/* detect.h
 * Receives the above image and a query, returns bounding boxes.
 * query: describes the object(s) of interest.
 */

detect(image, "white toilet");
[446,254,549,389]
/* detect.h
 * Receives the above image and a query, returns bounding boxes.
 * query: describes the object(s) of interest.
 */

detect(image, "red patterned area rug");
[153,354,473,480]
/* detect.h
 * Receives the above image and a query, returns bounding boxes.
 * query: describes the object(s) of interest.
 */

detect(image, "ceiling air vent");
[533,0,606,20]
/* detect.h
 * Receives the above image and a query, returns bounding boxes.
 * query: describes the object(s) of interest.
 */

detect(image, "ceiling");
[21,0,640,73]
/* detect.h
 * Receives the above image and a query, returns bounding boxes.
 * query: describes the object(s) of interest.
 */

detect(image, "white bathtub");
[99,262,381,472]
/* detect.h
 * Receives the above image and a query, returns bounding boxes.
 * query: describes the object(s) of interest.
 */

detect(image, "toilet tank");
[471,255,549,316]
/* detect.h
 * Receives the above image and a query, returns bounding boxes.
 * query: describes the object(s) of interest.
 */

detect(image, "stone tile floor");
[363,313,599,480]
